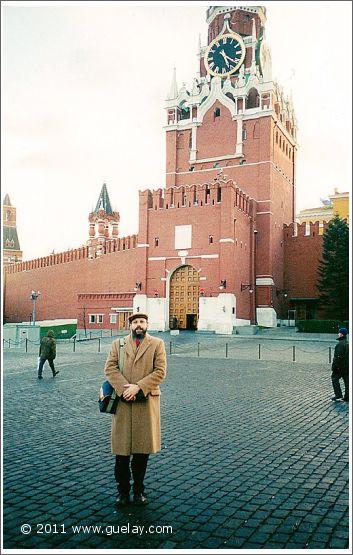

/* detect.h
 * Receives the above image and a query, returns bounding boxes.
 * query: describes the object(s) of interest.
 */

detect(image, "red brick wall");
[197,102,236,160]
[283,222,324,298]
[4,247,138,323]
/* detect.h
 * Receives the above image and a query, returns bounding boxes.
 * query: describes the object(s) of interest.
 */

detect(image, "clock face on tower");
[204,33,246,78]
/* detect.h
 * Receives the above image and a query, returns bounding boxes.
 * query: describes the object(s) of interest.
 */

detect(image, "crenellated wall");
[5,235,137,275]
[3,235,138,323]
[136,178,256,321]
[283,221,327,299]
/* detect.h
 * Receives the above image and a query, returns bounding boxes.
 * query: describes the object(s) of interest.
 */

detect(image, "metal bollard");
[293,345,296,362]
[169,341,172,355]
[111,328,113,337]
[98,338,101,353]
[225,343,228,358]
[258,344,261,360]
[329,346,332,364]
[9,338,11,348]
[73,337,76,352]
[198,343,200,357]
[25,338,28,353]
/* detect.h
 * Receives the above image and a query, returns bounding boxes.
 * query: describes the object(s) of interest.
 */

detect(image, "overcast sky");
[2,0,352,261]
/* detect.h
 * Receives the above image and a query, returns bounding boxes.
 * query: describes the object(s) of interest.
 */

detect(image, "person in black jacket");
[331,327,349,402]
[38,330,59,379]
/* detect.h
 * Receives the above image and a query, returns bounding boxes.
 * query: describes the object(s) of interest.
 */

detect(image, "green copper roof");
[94,183,114,215]
[3,226,21,251]
[3,193,11,206]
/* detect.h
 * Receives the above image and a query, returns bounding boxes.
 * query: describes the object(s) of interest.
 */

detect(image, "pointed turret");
[3,193,23,265]
[168,67,178,100]
[94,183,114,215]
[3,193,12,206]
[88,183,120,258]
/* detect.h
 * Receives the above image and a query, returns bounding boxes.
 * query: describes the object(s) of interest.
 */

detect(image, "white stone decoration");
[256,307,277,327]
[175,225,192,249]
[198,293,236,335]
[146,297,168,332]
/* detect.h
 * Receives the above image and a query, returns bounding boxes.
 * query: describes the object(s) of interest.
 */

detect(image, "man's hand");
[123,383,140,401]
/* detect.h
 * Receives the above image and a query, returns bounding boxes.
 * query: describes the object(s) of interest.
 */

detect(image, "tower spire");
[94,182,113,215]
[168,67,178,100]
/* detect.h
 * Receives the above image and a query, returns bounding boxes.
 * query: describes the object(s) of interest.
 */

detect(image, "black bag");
[98,339,125,414]
[99,381,119,414]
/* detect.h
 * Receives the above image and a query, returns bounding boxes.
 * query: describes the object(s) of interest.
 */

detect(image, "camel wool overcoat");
[104,333,167,455]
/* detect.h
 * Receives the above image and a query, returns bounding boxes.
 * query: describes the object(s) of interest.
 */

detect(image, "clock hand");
[220,50,230,68]
[222,52,240,64]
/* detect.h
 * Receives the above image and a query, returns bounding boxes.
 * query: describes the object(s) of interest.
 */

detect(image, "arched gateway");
[169,265,199,330]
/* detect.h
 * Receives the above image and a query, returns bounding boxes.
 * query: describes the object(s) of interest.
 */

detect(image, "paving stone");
[3,341,349,550]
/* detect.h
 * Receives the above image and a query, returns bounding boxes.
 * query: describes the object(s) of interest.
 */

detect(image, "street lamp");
[241,283,253,293]
[30,290,41,325]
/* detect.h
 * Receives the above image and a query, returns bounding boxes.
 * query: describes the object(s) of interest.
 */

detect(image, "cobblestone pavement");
[2,334,349,551]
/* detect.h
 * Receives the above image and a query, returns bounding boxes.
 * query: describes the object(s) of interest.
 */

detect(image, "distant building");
[3,194,23,265]
[296,188,349,225]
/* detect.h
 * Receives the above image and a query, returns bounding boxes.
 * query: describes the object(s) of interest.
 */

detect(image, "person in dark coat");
[331,327,349,402]
[38,330,59,379]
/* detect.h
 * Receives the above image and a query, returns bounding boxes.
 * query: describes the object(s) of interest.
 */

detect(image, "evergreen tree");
[317,215,349,320]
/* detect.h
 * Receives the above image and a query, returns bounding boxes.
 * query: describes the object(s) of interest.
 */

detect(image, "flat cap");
[128,312,148,324]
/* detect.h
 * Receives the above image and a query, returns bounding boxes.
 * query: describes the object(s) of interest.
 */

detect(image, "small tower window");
[155,237,159,247]
[217,185,222,202]
[209,235,214,244]
[214,107,221,120]
[189,166,195,171]
[205,186,211,204]
[213,162,220,168]
[242,128,247,140]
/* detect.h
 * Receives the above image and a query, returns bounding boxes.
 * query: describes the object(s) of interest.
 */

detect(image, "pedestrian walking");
[38,330,59,379]
[103,312,167,507]
[331,327,349,402]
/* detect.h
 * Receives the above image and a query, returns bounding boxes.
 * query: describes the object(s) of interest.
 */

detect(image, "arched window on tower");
[246,88,260,109]
[214,107,221,120]
[205,186,211,204]
[176,132,184,149]
[178,104,190,121]
[193,185,197,205]
[217,185,222,202]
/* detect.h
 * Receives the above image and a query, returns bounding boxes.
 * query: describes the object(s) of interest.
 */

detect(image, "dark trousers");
[331,371,349,400]
[38,357,55,377]
[114,454,149,495]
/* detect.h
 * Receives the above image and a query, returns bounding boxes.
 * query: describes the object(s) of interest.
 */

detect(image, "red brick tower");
[160,5,297,328]
[88,183,120,258]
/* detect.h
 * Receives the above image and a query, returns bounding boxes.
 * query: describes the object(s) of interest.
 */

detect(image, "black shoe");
[53,371,59,377]
[38,375,43,380]
[133,493,148,505]
[115,493,129,507]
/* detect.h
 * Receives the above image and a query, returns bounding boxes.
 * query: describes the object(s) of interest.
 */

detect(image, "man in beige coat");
[104,312,167,507]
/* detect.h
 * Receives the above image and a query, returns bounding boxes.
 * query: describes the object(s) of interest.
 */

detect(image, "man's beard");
[132,328,146,339]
